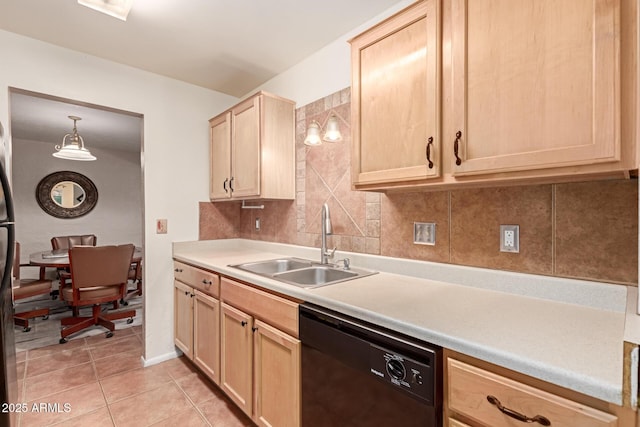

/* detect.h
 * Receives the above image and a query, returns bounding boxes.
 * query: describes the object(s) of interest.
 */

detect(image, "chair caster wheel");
[106,331,114,338]
[127,318,134,324]
[122,301,129,306]
[43,315,49,320]
[52,295,58,300]
[59,338,67,344]
[23,327,31,332]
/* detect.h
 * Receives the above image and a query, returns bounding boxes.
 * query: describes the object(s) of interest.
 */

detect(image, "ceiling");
[1,0,402,153]
[10,90,142,153]
[0,0,402,97]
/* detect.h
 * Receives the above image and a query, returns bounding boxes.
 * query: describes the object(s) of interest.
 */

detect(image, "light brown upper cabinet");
[450,0,620,175]
[209,91,296,201]
[351,0,638,191]
[350,0,441,186]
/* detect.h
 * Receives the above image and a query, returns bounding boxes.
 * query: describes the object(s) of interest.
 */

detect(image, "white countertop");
[173,238,635,406]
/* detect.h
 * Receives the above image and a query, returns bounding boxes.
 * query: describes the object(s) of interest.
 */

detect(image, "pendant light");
[53,116,97,161]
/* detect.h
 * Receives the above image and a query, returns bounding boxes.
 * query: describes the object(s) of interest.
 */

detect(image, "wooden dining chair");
[122,258,142,305]
[50,234,97,289]
[12,242,53,332]
[59,244,135,343]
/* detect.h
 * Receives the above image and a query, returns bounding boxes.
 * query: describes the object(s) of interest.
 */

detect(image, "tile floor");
[15,326,253,427]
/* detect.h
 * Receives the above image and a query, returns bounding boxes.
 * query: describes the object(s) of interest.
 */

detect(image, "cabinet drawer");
[173,261,220,298]
[448,359,617,427]
[221,277,298,338]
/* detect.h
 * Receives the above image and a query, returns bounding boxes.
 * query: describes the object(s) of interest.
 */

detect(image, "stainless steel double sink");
[229,257,377,288]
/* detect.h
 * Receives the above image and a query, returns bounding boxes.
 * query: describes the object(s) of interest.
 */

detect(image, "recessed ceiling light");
[78,0,134,21]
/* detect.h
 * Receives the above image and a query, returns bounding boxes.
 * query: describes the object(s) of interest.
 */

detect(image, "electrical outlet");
[414,222,436,245]
[255,217,261,230]
[500,225,519,253]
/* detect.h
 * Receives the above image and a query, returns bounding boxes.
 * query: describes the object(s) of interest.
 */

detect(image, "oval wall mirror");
[36,171,98,218]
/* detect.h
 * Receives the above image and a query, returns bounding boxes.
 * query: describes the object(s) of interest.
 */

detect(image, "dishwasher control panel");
[369,344,434,403]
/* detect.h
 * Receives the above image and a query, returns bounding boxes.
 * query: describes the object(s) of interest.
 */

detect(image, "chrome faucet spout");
[321,203,335,264]
[323,204,332,235]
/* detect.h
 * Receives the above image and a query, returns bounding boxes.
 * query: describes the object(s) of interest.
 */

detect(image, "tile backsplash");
[200,88,638,286]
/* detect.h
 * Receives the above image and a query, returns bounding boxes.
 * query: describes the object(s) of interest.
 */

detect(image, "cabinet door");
[193,290,220,385]
[450,0,620,176]
[231,96,261,198]
[221,302,253,417]
[174,280,193,358]
[351,0,440,186]
[253,319,301,427]
[210,112,232,200]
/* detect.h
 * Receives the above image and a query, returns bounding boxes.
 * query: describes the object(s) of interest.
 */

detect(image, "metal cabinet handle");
[241,320,247,327]
[487,396,550,426]
[229,177,234,192]
[202,279,212,285]
[454,131,462,166]
[223,178,229,193]
[174,268,183,273]
[252,326,258,332]
[426,136,434,169]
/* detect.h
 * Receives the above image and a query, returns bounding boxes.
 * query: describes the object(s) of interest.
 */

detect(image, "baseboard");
[141,349,181,367]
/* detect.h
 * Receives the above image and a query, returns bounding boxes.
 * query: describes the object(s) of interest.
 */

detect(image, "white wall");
[247,0,413,107]
[0,29,238,361]
[12,138,142,268]
[0,0,411,362]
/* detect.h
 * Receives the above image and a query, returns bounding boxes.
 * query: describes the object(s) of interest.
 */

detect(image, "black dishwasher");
[300,303,442,427]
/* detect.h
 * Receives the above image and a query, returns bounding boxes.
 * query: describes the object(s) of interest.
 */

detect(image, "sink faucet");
[321,203,336,264]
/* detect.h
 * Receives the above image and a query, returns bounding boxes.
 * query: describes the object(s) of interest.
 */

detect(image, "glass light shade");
[53,144,97,161]
[78,0,134,21]
[304,121,322,146]
[322,115,342,142]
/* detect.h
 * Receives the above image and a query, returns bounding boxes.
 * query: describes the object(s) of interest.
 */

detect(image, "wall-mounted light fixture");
[53,116,97,161]
[304,114,343,146]
[78,0,134,21]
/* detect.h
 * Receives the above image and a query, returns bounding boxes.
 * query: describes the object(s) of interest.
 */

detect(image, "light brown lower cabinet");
[173,261,221,385]
[253,319,301,427]
[173,280,194,358]
[193,291,220,383]
[220,277,301,427]
[221,302,253,415]
[446,356,619,427]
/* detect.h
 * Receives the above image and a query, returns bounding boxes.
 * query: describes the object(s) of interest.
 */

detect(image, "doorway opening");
[7,87,145,353]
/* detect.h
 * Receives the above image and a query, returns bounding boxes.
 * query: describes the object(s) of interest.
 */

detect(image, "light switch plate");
[500,224,519,253]
[156,219,167,234]
[414,222,436,245]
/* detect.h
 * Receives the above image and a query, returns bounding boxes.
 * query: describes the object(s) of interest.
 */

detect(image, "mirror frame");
[36,171,98,219]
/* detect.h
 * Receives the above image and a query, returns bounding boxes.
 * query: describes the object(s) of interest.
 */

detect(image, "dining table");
[29,246,143,280]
